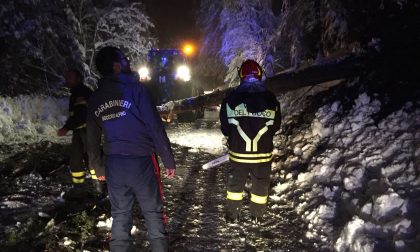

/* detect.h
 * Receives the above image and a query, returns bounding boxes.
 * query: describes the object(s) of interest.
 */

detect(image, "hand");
[57,128,68,136]
[166,168,175,179]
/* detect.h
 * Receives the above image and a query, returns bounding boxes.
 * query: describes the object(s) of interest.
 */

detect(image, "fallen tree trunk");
[157,54,367,115]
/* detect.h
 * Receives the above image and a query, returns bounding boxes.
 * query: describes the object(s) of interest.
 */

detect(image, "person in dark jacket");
[87,46,175,252]
[58,69,105,189]
[220,60,281,224]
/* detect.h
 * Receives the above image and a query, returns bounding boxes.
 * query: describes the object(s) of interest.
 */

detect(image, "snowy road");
[0,122,314,251]
[164,122,313,250]
[164,145,314,251]
[1,79,418,251]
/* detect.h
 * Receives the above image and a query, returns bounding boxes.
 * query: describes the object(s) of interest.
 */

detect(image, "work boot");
[64,184,88,200]
[225,212,240,224]
[92,180,107,199]
[225,200,241,224]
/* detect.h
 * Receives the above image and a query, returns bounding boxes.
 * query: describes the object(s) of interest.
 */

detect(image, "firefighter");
[58,69,105,197]
[219,60,281,224]
[87,46,175,252]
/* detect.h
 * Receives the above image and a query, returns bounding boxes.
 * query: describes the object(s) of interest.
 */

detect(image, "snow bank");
[0,95,226,155]
[0,95,68,144]
[273,92,420,251]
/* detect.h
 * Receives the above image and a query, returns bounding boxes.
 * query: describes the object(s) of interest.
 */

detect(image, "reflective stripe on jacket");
[220,81,281,163]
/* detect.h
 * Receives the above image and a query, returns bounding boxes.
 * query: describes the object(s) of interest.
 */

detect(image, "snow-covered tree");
[0,0,155,95]
[65,0,156,81]
[198,0,277,87]
[0,0,83,95]
[198,0,419,87]
[271,0,352,69]
[220,0,277,85]
[196,0,225,86]
[271,0,419,70]
[95,2,155,68]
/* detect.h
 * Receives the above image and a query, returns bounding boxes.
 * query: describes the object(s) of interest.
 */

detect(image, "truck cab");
[138,49,197,106]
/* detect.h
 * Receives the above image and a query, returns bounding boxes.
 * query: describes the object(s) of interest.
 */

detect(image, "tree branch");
[158,54,368,115]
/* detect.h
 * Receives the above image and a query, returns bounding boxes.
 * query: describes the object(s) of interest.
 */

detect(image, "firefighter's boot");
[225,200,241,224]
[64,183,88,200]
[93,180,107,199]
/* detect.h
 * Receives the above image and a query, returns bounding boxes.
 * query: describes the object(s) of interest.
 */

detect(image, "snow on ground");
[1,81,418,251]
[0,95,227,156]
[273,91,420,251]
[166,121,226,155]
[0,95,68,144]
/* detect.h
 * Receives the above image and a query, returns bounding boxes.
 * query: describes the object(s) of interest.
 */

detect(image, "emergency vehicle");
[138,49,199,105]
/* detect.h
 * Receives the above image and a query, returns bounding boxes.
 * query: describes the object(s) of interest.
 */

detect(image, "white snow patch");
[0,200,28,209]
[97,217,113,229]
[130,225,139,235]
[167,128,225,154]
[361,203,372,216]
[335,217,377,252]
[372,193,407,222]
[275,90,419,251]
[269,195,281,202]
[273,182,291,194]
[343,167,364,191]
[395,240,406,252]
[62,237,74,246]
[0,95,68,144]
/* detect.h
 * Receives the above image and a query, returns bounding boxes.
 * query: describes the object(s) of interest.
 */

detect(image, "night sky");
[143,0,200,48]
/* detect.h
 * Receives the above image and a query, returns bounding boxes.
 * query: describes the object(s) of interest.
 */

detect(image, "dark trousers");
[106,155,168,252]
[226,161,271,218]
[70,128,87,184]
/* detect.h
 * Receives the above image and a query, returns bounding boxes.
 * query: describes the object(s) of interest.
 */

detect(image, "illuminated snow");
[0,95,68,143]
[274,92,419,251]
[167,127,225,155]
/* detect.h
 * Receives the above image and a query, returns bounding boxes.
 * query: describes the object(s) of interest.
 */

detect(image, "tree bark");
[158,54,367,115]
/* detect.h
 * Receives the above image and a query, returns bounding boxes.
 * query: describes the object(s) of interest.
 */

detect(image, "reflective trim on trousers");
[71,171,85,177]
[229,155,272,163]
[250,193,268,204]
[229,150,272,158]
[227,191,243,201]
[89,169,98,180]
[72,177,85,184]
[71,171,85,184]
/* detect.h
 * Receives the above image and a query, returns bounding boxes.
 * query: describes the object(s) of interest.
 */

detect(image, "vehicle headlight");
[138,66,150,81]
[176,65,191,82]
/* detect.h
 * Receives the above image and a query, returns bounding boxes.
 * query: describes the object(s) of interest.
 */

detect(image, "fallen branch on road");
[158,54,368,115]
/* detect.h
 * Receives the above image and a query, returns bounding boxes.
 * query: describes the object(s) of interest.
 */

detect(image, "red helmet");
[238,60,263,81]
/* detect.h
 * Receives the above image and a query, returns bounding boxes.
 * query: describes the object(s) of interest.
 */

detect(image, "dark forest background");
[0,0,419,95]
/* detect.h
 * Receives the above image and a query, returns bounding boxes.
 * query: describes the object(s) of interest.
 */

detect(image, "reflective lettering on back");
[226,103,276,152]
[94,99,132,117]
[226,103,275,119]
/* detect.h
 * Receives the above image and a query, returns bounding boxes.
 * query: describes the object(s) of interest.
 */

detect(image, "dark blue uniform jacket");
[87,72,175,173]
[220,81,281,163]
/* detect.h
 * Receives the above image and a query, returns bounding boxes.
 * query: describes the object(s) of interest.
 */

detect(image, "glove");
[166,168,175,179]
